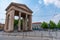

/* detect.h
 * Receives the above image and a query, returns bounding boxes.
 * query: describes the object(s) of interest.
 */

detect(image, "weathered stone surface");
[4,2,33,32]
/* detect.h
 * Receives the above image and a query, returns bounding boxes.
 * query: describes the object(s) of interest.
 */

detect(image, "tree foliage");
[57,20,60,29]
[41,22,48,29]
[49,20,56,29]
[14,19,18,27]
[14,19,23,27]
[14,19,18,30]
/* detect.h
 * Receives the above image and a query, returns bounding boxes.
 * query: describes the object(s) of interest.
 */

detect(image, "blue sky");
[0,0,60,24]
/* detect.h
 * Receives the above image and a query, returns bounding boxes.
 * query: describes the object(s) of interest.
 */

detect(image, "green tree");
[14,19,18,30]
[49,20,56,29]
[14,19,23,26]
[14,19,18,27]
[14,19,24,30]
[41,22,48,29]
[57,20,60,29]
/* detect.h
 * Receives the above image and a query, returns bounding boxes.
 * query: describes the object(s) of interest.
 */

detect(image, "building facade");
[4,2,33,32]
[0,23,4,30]
[32,22,41,30]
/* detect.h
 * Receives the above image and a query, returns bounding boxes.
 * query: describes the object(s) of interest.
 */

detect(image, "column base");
[22,30,32,32]
[28,30,32,31]
[18,30,21,32]
[23,30,28,32]
[4,30,14,33]
[4,30,14,32]
[18,29,21,32]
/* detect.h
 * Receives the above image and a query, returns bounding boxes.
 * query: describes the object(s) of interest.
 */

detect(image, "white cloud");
[12,0,25,3]
[12,0,19,3]
[51,14,60,24]
[38,0,42,4]
[12,0,17,2]
[43,0,54,5]
[39,0,60,8]
[0,0,23,24]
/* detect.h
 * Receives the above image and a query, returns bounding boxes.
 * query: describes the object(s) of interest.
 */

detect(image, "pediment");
[6,2,33,13]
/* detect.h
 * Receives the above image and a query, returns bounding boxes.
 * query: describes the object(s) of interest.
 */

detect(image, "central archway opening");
[14,16,24,31]
[14,16,18,31]
[14,10,19,32]
[14,10,24,32]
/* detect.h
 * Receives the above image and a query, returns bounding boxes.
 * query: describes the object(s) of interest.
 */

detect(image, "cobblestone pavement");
[0,31,60,40]
[0,35,51,40]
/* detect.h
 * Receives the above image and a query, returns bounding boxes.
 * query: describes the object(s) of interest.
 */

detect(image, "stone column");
[18,12,21,31]
[24,14,28,31]
[22,18,24,31]
[28,15,32,31]
[4,14,9,32]
[8,10,14,32]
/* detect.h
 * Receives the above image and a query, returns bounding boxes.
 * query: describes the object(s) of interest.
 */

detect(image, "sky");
[0,0,60,24]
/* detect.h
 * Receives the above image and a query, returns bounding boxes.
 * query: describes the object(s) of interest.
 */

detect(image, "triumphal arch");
[4,2,33,32]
